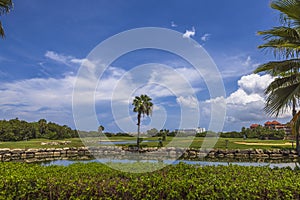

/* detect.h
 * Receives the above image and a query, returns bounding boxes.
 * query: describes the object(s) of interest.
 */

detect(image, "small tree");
[98,125,104,134]
[147,128,158,137]
[160,129,169,141]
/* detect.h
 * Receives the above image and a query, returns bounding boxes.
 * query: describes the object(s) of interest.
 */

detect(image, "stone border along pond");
[0,146,299,163]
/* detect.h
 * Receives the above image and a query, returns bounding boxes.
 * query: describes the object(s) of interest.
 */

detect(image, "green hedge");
[0,162,300,199]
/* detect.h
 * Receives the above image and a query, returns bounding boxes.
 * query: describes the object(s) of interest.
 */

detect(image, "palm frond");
[271,0,300,23]
[258,38,300,58]
[132,94,153,117]
[265,74,299,94]
[254,59,300,75]
[0,21,4,38]
[0,0,13,38]
[0,0,12,15]
[258,26,300,40]
[264,81,300,116]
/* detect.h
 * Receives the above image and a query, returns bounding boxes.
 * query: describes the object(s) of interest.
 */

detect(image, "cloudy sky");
[0,0,292,132]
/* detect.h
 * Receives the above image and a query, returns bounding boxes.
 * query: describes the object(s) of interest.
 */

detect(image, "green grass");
[0,136,296,150]
[0,138,84,149]
[139,137,294,150]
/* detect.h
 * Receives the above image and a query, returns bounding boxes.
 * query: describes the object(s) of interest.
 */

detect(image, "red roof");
[264,120,281,126]
[271,120,281,125]
[250,124,259,128]
[264,121,272,125]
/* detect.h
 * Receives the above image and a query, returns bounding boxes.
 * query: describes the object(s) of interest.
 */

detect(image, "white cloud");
[45,51,74,66]
[237,73,273,95]
[219,55,261,78]
[242,56,251,67]
[203,74,291,131]
[0,62,203,121]
[45,51,92,68]
[176,96,198,109]
[0,75,76,125]
[201,33,210,41]
[171,21,177,27]
[183,27,195,38]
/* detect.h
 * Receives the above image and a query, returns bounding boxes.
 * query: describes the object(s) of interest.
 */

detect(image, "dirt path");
[234,142,292,146]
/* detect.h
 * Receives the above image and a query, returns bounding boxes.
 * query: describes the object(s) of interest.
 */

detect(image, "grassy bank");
[0,162,300,199]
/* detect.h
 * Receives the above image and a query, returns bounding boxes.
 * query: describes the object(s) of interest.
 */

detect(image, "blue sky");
[0,0,292,132]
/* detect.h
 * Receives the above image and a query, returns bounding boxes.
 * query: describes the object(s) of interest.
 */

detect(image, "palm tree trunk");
[296,132,300,156]
[137,113,141,151]
[293,98,297,117]
[292,99,300,155]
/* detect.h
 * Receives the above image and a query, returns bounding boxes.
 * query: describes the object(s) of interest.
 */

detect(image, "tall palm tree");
[0,0,13,38]
[132,94,153,150]
[255,0,300,154]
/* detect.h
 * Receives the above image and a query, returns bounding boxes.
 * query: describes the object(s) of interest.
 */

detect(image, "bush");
[1,162,300,199]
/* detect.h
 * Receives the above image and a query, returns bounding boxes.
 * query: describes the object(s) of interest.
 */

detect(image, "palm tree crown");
[132,94,153,124]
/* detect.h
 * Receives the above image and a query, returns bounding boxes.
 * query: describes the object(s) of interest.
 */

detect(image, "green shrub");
[1,162,300,199]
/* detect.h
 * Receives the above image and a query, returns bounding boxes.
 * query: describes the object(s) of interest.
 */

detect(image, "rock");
[256,154,269,158]
[169,150,177,156]
[289,154,298,158]
[216,153,225,158]
[282,150,290,156]
[53,152,61,157]
[255,149,264,154]
[11,149,24,154]
[272,149,281,154]
[235,153,249,158]
[207,152,215,158]
[269,154,283,159]
[0,148,10,153]
[225,154,235,158]
[198,153,208,158]
[46,148,56,152]
[290,150,297,154]
[26,149,38,153]
[189,151,197,156]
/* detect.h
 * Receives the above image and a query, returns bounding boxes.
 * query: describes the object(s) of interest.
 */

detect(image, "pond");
[42,158,300,169]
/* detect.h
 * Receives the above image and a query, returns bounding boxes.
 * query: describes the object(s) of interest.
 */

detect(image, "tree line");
[195,128,285,140]
[0,118,78,141]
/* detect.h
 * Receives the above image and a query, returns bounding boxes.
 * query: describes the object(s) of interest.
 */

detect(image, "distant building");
[250,124,260,129]
[175,127,206,135]
[249,121,291,136]
[196,127,206,133]
[264,120,285,130]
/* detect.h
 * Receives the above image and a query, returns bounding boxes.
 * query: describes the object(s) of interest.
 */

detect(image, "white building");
[175,127,206,135]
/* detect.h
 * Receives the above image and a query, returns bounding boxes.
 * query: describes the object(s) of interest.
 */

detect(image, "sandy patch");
[234,142,292,146]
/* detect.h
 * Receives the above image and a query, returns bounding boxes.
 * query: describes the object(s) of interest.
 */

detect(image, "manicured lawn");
[144,137,294,150]
[0,136,295,150]
[0,138,84,149]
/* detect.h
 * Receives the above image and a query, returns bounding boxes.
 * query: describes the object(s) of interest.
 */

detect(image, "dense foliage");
[0,118,78,141]
[79,131,133,138]
[0,162,300,199]
[195,128,285,140]
[240,126,286,140]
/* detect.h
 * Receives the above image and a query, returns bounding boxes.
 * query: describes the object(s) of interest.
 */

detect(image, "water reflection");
[42,158,299,169]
